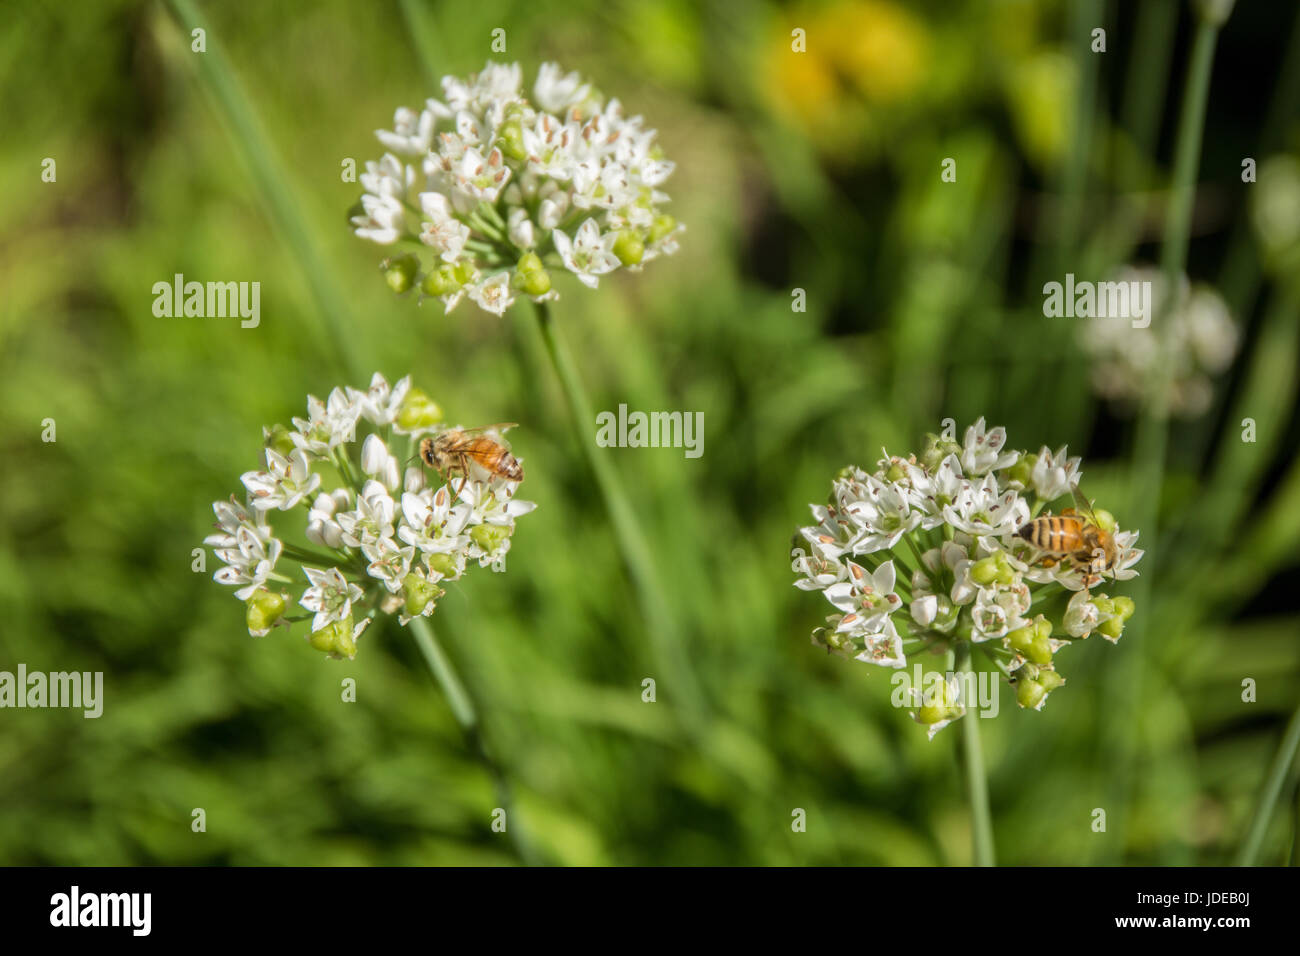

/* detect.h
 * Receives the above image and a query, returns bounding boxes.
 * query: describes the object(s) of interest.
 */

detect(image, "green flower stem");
[532,301,707,730]
[1234,698,1300,866]
[280,543,341,567]
[955,641,995,866]
[407,616,539,866]
[1100,8,1226,863]
[166,0,362,382]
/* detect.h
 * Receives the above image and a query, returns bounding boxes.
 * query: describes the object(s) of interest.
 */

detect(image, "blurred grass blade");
[165,0,362,380]
[1235,700,1300,865]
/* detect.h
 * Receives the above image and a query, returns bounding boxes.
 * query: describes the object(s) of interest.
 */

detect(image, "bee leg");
[456,454,471,497]
[1040,556,1059,569]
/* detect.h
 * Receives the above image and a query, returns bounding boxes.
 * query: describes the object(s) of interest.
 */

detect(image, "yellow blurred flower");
[764,0,931,153]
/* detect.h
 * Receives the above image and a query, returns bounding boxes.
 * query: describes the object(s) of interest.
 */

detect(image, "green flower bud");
[885,462,907,483]
[1037,669,1065,691]
[402,573,441,618]
[1111,596,1136,621]
[1092,508,1118,534]
[1034,616,1052,641]
[309,616,356,659]
[521,269,552,297]
[421,264,461,297]
[1006,624,1035,654]
[470,524,509,553]
[917,699,949,725]
[246,589,286,636]
[426,552,460,579]
[648,214,677,243]
[396,388,443,431]
[1026,633,1054,665]
[496,119,527,161]
[262,424,296,458]
[383,254,419,294]
[612,230,645,266]
[453,260,478,286]
[1005,452,1036,488]
[1092,596,1116,617]
[971,556,1000,586]
[919,433,963,472]
[1017,678,1046,710]
[516,252,544,275]
[1098,615,1125,641]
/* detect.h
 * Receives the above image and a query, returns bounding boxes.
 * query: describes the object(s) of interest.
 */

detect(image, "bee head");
[419,437,436,467]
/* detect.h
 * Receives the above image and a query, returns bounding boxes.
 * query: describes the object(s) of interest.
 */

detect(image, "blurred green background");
[2,0,1299,865]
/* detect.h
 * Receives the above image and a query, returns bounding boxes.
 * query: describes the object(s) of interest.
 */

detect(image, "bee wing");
[1070,483,1103,527]
[460,423,517,449]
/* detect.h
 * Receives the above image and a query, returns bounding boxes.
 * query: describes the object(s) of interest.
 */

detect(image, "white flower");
[337,479,397,549]
[904,453,963,528]
[351,372,412,427]
[398,485,470,557]
[418,192,472,262]
[351,192,405,245]
[467,271,516,316]
[452,147,511,203]
[299,567,364,632]
[212,525,283,601]
[241,448,321,511]
[553,218,621,289]
[823,560,902,631]
[363,536,416,594]
[792,545,847,592]
[534,62,592,112]
[961,418,1018,476]
[1064,590,1107,638]
[360,154,414,199]
[850,617,907,669]
[205,497,272,551]
[354,63,681,316]
[376,105,435,156]
[305,489,351,549]
[1029,445,1081,502]
[291,387,362,456]
[360,433,401,491]
[942,474,1027,542]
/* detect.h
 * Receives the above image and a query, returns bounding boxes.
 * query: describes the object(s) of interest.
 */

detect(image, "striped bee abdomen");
[1016,515,1085,553]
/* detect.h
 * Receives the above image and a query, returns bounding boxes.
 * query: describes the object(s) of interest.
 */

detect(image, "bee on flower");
[791,418,1143,736]
[349,61,683,316]
[203,373,536,659]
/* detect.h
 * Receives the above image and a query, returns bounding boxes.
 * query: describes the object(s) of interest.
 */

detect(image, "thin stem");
[407,616,539,866]
[1234,700,1300,866]
[165,0,362,382]
[531,301,707,730]
[1100,8,1226,864]
[955,641,994,866]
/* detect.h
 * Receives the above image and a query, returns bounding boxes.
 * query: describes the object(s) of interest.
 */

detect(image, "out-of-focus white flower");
[1080,266,1239,418]
[350,62,681,315]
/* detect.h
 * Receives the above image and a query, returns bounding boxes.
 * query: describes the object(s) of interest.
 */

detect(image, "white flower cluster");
[351,61,683,315]
[1080,267,1238,418]
[203,373,535,659]
[792,419,1143,733]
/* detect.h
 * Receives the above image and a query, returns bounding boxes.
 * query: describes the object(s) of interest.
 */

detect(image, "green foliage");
[1,0,1297,866]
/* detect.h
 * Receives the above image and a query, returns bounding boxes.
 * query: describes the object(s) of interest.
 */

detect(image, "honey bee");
[419,424,523,486]
[1016,485,1117,576]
